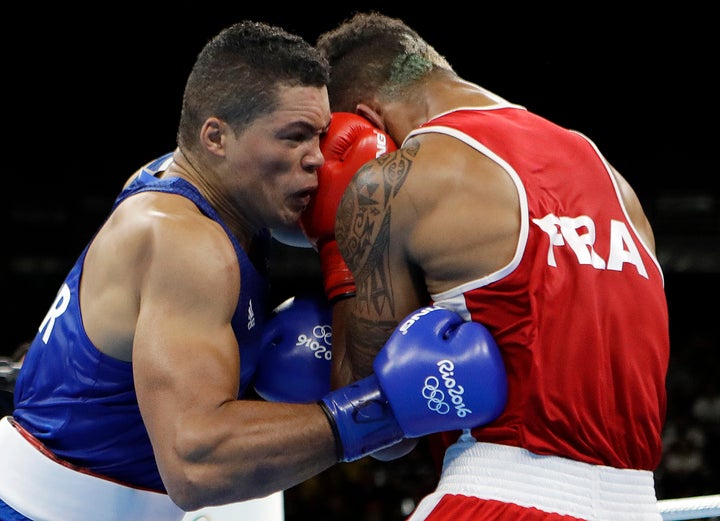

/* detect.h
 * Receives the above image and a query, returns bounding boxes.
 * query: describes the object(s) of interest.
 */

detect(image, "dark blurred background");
[3,2,718,517]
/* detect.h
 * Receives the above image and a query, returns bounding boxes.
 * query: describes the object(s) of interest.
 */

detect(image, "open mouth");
[293,189,314,211]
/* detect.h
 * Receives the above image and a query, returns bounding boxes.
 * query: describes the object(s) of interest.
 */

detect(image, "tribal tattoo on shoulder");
[336,141,420,317]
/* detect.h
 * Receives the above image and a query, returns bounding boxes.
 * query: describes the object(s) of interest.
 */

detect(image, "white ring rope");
[658,494,720,520]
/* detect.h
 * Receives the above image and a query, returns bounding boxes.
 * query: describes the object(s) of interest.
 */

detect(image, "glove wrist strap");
[318,240,356,302]
[320,375,404,462]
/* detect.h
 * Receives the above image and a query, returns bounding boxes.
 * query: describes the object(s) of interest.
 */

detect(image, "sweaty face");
[225,85,331,231]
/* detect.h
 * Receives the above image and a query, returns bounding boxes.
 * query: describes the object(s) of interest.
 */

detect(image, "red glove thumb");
[301,113,397,301]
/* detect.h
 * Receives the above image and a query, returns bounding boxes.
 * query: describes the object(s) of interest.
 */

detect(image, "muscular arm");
[334,134,518,382]
[334,143,428,382]
[332,135,516,461]
[126,198,335,510]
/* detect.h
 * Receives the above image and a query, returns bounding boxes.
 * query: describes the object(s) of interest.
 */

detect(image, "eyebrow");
[282,120,319,134]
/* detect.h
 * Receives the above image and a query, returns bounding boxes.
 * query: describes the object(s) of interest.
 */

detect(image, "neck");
[385,77,503,143]
[166,148,257,249]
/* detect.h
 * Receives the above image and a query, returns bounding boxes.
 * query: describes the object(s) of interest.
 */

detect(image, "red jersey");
[412,107,669,471]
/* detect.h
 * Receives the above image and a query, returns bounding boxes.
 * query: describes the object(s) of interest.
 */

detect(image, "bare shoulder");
[99,192,233,266]
[410,134,520,284]
[121,193,239,292]
[83,192,239,358]
[340,132,520,296]
[336,144,419,271]
[337,136,443,233]
[337,130,518,251]
[610,166,656,252]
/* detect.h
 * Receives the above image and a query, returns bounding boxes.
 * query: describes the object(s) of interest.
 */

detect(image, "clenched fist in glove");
[301,113,397,302]
[254,293,333,403]
[320,306,508,462]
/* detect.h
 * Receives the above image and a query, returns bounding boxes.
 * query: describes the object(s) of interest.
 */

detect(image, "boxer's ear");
[355,103,384,131]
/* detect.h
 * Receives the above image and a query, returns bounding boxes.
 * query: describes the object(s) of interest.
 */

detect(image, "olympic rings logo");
[422,376,450,415]
[312,324,332,346]
[296,324,333,361]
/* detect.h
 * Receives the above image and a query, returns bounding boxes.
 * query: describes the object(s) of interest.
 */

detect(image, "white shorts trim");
[0,416,186,521]
[411,437,662,521]
[181,491,285,521]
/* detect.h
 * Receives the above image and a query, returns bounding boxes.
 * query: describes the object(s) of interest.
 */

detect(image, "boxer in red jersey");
[303,12,670,521]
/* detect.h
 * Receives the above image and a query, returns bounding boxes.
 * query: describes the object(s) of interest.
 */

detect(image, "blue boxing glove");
[254,293,333,403]
[320,306,508,462]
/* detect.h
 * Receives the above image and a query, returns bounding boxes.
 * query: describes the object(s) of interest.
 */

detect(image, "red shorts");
[413,495,585,521]
[406,437,661,521]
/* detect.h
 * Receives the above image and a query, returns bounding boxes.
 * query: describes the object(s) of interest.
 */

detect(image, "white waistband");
[0,416,186,521]
[436,438,661,521]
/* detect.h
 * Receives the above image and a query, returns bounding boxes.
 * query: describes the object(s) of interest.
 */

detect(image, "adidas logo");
[247,300,255,330]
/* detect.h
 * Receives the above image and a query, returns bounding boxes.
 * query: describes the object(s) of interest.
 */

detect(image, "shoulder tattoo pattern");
[337,142,419,316]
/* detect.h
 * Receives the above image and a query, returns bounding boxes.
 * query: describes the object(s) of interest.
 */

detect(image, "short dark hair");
[316,12,452,112]
[178,20,330,150]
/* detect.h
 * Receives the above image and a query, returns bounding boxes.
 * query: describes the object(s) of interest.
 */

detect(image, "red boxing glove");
[301,113,397,302]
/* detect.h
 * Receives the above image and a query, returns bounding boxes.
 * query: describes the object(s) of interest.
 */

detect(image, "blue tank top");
[13,153,270,492]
